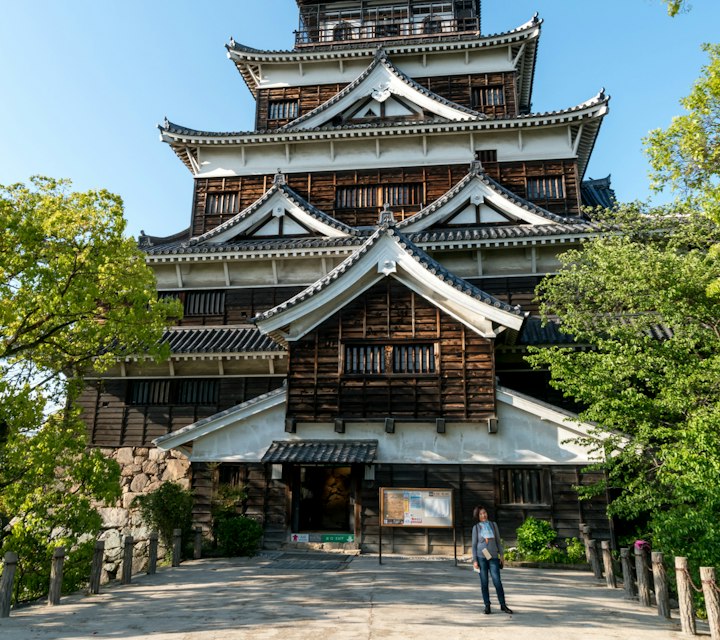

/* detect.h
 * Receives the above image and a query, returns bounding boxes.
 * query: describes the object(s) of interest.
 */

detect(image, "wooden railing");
[579,523,720,638]
[0,526,204,617]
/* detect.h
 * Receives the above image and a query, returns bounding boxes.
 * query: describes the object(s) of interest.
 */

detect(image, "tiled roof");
[518,318,574,346]
[409,222,597,244]
[255,225,525,322]
[189,182,360,245]
[397,165,577,229]
[281,50,484,131]
[162,327,283,353]
[143,235,368,257]
[261,439,379,464]
[581,175,617,209]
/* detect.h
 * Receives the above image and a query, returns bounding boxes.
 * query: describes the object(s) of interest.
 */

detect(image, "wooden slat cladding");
[255,84,347,130]
[162,287,305,327]
[192,161,581,236]
[80,377,285,447]
[254,73,517,131]
[361,464,610,554]
[286,279,495,422]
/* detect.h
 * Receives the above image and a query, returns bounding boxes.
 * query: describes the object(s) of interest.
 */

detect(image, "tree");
[662,0,690,16]
[527,208,720,569]
[645,44,720,223]
[0,177,181,602]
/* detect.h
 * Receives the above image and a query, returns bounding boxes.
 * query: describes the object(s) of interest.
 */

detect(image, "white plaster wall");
[188,396,598,465]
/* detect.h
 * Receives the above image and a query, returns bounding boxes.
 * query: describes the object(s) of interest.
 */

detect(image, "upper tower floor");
[295,0,481,48]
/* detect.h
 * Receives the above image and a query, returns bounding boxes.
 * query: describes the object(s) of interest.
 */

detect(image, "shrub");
[565,537,586,563]
[134,482,194,557]
[216,516,263,557]
[516,517,557,556]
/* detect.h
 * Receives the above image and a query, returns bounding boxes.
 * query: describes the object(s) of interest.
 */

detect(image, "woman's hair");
[473,505,488,521]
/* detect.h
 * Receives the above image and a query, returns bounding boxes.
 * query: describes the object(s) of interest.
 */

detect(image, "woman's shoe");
[500,605,513,614]
[484,605,491,614]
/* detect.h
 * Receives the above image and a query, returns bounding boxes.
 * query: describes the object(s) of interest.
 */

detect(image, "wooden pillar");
[701,567,720,640]
[0,552,18,618]
[194,527,203,560]
[48,547,65,606]
[651,552,671,619]
[620,548,636,599]
[588,539,602,579]
[121,536,134,585]
[579,523,592,563]
[601,541,616,588]
[147,532,158,575]
[88,540,105,595]
[172,528,182,567]
[635,545,651,606]
[675,557,696,636]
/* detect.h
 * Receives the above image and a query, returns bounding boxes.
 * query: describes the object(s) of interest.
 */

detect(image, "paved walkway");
[1,552,693,640]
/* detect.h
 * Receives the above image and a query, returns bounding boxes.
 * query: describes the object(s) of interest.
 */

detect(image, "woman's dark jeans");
[477,557,506,606]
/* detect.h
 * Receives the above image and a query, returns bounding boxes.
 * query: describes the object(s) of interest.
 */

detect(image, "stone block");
[130,473,150,493]
[115,448,135,466]
[99,508,129,529]
[162,459,189,482]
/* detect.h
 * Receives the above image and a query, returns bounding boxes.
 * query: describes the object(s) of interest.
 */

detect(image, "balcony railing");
[295,16,480,47]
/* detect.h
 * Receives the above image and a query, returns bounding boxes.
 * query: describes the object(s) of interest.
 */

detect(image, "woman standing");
[471,505,513,615]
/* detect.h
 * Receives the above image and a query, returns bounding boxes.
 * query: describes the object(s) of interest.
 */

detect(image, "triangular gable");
[397,163,576,233]
[153,386,288,455]
[254,222,525,346]
[189,179,357,246]
[282,51,484,132]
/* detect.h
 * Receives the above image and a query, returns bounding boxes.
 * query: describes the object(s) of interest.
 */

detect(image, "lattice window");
[268,100,299,121]
[128,380,219,406]
[333,21,354,40]
[205,192,240,215]
[527,176,565,200]
[498,468,549,505]
[344,343,436,374]
[335,184,422,209]
[472,86,505,108]
[475,149,498,163]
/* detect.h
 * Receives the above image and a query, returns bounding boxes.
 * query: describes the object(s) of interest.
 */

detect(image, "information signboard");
[379,487,454,528]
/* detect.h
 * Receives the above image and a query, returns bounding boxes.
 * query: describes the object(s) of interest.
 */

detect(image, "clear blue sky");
[1,0,718,237]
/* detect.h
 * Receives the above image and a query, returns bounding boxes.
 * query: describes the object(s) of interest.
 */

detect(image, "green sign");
[322,534,354,543]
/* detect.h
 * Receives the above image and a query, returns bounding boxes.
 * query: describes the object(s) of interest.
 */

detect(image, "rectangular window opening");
[268,100,299,121]
[205,192,240,216]
[498,468,548,505]
[472,86,505,108]
[343,343,436,375]
[527,176,565,201]
[128,380,219,406]
[335,183,422,209]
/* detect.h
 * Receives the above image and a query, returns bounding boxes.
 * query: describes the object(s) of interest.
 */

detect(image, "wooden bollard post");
[635,545,652,607]
[620,548,636,599]
[701,567,720,640]
[675,557,696,636]
[48,547,65,606]
[172,528,182,567]
[601,541,616,588]
[147,531,158,575]
[651,552,671,619]
[88,540,105,595]
[194,526,202,560]
[0,552,18,617]
[580,524,592,563]
[588,539,603,579]
[121,535,134,585]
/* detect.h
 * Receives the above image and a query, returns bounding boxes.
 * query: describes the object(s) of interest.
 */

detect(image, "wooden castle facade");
[80,0,615,554]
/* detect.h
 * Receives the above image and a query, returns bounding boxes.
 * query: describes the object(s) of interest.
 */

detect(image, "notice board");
[379,487,454,528]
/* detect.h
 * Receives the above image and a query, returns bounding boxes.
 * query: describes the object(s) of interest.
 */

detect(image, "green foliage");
[215,516,263,557]
[645,44,720,223]
[0,177,180,602]
[516,517,557,556]
[211,484,248,522]
[528,206,720,570]
[662,0,690,16]
[564,537,587,564]
[134,482,194,554]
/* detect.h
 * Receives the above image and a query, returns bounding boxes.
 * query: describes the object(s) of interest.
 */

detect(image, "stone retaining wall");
[96,446,191,580]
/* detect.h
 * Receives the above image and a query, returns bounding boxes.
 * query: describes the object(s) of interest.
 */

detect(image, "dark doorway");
[295,466,352,532]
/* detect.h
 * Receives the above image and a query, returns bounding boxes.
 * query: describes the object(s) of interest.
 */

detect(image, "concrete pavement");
[1,552,690,639]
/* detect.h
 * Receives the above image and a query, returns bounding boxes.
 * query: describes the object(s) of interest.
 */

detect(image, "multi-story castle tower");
[81,0,614,555]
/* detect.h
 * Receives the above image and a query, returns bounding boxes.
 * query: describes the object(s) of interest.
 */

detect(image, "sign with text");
[379,487,454,528]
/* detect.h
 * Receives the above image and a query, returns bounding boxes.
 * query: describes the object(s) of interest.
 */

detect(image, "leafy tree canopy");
[662,0,691,16]
[645,44,720,222]
[528,207,720,569]
[0,177,181,601]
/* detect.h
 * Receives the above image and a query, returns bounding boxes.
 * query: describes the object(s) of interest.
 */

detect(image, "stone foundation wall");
[96,446,191,581]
